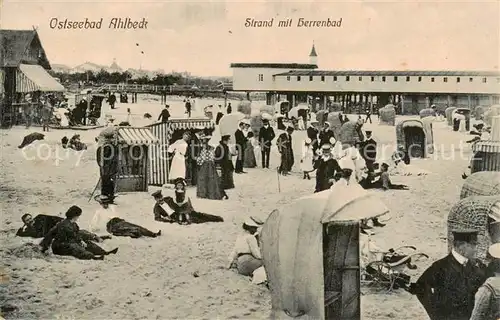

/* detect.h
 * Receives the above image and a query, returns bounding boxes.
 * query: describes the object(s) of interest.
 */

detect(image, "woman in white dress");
[300,138,315,179]
[167,132,190,182]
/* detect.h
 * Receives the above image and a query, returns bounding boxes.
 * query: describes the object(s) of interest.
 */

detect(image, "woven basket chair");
[460,172,500,199]
[445,106,457,126]
[447,195,500,262]
[327,111,343,137]
[474,106,489,120]
[379,105,396,126]
[237,101,252,115]
[419,108,435,119]
[316,110,329,127]
[249,114,264,137]
[338,121,363,146]
[484,105,500,126]
[259,105,275,116]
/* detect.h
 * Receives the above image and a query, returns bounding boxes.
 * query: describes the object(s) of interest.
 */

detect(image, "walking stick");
[276,166,281,193]
[88,177,102,202]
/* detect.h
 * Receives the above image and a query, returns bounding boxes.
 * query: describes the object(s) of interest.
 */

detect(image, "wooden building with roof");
[0,29,65,127]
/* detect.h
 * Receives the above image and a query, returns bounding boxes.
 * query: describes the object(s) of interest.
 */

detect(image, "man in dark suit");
[318,122,335,147]
[361,130,377,174]
[258,119,275,168]
[96,132,119,200]
[158,105,171,123]
[307,120,320,155]
[234,120,248,174]
[409,229,488,320]
[277,126,295,175]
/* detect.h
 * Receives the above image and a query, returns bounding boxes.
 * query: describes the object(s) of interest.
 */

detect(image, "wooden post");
[224,92,228,109]
[323,95,327,111]
[467,95,471,108]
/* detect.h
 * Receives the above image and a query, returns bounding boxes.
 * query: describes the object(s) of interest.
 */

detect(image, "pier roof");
[230,63,317,69]
[273,70,500,77]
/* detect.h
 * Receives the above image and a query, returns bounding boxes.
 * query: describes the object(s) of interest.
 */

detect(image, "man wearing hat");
[313,143,342,192]
[319,122,335,147]
[96,131,119,200]
[409,229,488,320]
[469,243,500,320]
[277,125,295,175]
[307,120,320,155]
[360,130,377,175]
[152,190,175,223]
[234,120,249,174]
[158,104,171,123]
[259,118,276,169]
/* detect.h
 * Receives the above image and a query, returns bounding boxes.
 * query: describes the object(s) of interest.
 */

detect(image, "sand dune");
[0,99,475,319]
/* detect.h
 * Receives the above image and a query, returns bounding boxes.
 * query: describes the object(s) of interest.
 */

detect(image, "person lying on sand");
[18,132,44,149]
[363,163,409,191]
[228,216,265,277]
[61,135,87,151]
[40,206,118,260]
[16,213,111,242]
[152,178,224,225]
[90,195,161,238]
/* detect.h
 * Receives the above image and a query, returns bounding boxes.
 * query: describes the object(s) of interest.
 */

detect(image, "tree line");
[48,69,229,89]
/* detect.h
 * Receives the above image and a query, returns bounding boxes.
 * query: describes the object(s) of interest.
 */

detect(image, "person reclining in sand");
[90,195,161,238]
[17,213,112,242]
[40,206,118,260]
[228,216,265,277]
[152,178,224,225]
[360,163,409,191]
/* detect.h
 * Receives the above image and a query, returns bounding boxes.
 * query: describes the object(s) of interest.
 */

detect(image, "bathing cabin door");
[323,222,361,320]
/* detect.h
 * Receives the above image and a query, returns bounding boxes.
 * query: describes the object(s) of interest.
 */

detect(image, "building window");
[309,76,313,81]
[406,76,410,82]
[418,76,422,82]
[457,77,461,83]
[394,76,398,82]
[443,77,448,83]
[431,77,435,82]
[382,76,386,82]
[358,76,362,81]
[333,76,337,81]
[286,76,290,81]
[371,76,374,82]
[482,77,487,83]
[258,74,263,82]
[346,76,350,81]
[321,76,325,82]
[297,76,301,81]
[469,77,473,82]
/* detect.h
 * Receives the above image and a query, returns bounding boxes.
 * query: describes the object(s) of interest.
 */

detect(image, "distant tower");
[309,42,318,66]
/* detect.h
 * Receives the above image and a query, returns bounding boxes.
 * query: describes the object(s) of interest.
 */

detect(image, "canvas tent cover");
[260,183,389,320]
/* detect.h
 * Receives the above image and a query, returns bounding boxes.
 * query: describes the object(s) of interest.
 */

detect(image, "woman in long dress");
[215,135,235,190]
[168,132,190,182]
[300,138,315,179]
[243,131,257,168]
[196,134,227,200]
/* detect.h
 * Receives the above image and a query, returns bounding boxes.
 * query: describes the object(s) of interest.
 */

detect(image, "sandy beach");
[0,97,474,319]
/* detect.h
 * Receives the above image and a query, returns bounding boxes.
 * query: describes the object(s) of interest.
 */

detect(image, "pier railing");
[99,83,233,93]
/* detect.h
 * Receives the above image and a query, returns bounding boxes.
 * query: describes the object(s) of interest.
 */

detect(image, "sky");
[1,0,499,76]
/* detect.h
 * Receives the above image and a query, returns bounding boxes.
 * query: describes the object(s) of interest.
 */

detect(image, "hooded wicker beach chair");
[379,104,396,126]
[460,172,500,199]
[327,111,343,138]
[447,195,500,262]
[474,106,489,120]
[339,121,364,147]
[484,105,500,126]
[419,108,435,119]
[445,106,457,126]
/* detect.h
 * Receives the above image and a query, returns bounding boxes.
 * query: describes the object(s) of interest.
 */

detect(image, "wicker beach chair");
[339,121,364,147]
[460,172,500,199]
[445,106,457,126]
[419,108,435,119]
[484,105,500,126]
[447,195,500,262]
[327,111,343,138]
[474,106,489,120]
[237,100,252,115]
[316,109,329,127]
[379,104,396,126]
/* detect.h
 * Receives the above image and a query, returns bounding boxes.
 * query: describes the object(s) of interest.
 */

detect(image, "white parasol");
[219,112,246,141]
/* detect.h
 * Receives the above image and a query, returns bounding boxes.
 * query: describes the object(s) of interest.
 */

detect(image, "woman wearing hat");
[276,125,295,175]
[40,206,118,260]
[227,216,265,276]
[215,135,235,190]
[243,131,257,169]
[196,134,227,200]
[167,132,190,182]
[470,243,500,320]
[300,138,315,179]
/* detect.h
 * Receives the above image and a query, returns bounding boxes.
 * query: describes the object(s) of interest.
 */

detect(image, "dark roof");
[230,63,318,69]
[273,70,500,77]
[309,44,317,57]
[0,29,51,69]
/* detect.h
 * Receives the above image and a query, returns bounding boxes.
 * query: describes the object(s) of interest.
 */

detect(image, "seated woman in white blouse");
[227,216,264,276]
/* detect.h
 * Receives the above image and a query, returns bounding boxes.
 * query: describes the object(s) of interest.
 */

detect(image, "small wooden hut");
[112,127,159,192]
[445,106,457,126]
[396,119,433,159]
[447,195,500,262]
[147,118,215,186]
[379,104,396,126]
[419,108,436,119]
[460,172,500,199]
[260,183,389,320]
